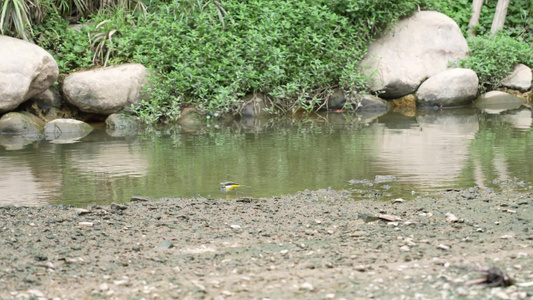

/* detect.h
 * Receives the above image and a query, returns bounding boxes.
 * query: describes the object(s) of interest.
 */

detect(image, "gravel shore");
[1,180,532,299]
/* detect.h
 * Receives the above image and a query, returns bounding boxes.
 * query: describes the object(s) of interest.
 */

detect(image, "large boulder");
[0,112,44,135]
[63,64,149,115]
[361,11,469,98]
[416,68,479,107]
[501,64,532,92]
[0,36,59,112]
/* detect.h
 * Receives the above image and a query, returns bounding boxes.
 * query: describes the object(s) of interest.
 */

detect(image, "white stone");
[63,64,148,114]
[0,36,59,112]
[416,68,478,107]
[502,63,532,92]
[361,11,468,98]
[474,91,526,114]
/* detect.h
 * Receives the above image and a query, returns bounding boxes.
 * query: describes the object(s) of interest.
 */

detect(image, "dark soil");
[1,180,532,299]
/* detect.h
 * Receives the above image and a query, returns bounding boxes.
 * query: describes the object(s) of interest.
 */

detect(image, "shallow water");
[1,107,532,207]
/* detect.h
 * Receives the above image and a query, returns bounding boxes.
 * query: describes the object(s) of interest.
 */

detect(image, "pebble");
[113,278,129,286]
[74,208,91,215]
[99,283,109,291]
[379,214,402,222]
[445,213,459,223]
[399,245,410,252]
[404,238,417,246]
[437,244,450,251]
[79,222,94,227]
[300,282,314,291]
[354,265,367,272]
[156,240,173,251]
[27,289,44,297]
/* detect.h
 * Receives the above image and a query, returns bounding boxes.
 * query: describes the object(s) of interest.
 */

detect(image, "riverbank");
[1,180,532,299]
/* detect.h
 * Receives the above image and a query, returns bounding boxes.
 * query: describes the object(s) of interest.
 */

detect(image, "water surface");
[1,107,532,207]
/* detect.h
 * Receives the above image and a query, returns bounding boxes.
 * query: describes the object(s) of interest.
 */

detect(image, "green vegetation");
[112,0,436,123]
[1,0,532,123]
[431,0,533,43]
[1,0,434,123]
[458,33,533,91]
[431,0,533,92]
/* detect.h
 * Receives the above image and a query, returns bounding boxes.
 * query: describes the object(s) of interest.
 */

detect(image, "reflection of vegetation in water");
[53,114,380,206]
[131,114,378,200]
[464,112,533,188]
[53,139,150,206]
[32,110,533,207]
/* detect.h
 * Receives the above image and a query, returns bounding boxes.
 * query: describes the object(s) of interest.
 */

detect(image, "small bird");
[220,181,246,193]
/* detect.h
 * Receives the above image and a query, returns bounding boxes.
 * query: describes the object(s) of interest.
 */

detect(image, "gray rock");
[416,68,479,107]
[241,93,273,117]
[0,36,59,113]
[105,113,141,129]
[30,89,62,110]
[328,89,346,110]
[0,112,44,135]
[501,64,532,92]
[156,239,174,251]
[474,91,526,114]
[44,119,93,142]
[63,64,149,114]
[361,11,468,98]
[43,107,62,122]
[0,134,43,150]
[105,113,141,137]
[358,95,390,113]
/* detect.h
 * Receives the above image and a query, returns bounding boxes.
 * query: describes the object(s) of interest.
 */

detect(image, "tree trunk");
[468,0,484,37]
[491,0,510,36]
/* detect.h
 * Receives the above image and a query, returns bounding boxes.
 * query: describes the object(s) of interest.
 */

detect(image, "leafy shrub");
[33,14,93,73]
[20,0,437,123]
[117,0,432,122]
[458,33,533,91]
[0,0,145,41]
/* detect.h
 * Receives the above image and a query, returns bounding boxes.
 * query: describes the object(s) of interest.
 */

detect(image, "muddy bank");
[1,181,532,299]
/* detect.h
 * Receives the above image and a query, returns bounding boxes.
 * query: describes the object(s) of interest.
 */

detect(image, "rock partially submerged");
[44,118,93,142]
[0,112,44,135]
[358,95,390,113]
[474,91,526,114]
